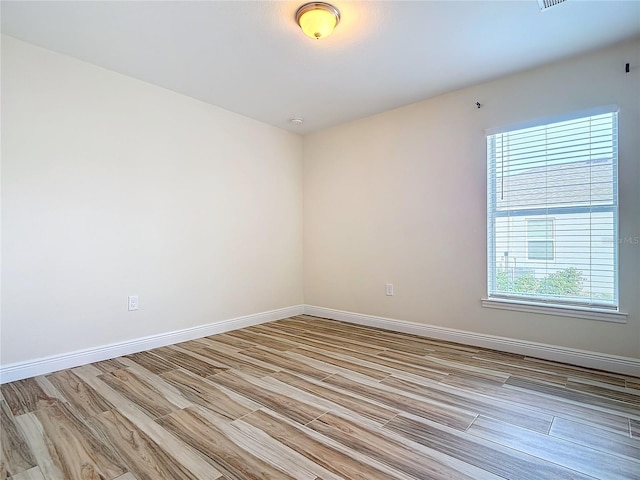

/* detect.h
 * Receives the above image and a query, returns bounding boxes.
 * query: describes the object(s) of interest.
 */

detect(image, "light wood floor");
[1,315,639,480]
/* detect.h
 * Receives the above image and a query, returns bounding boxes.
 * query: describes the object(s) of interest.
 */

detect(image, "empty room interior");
[1,1,640,479]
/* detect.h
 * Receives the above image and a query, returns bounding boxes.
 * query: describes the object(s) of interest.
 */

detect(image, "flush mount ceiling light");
[295,2,341,40]
[537,0,567,10]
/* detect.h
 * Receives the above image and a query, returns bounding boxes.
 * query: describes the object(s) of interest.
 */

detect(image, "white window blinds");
[487,110,618,309]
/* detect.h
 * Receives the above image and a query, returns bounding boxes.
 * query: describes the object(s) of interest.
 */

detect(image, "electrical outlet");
[385,283,394,296]
[128,295,139,311]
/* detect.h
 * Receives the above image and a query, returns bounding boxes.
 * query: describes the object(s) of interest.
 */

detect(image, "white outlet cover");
[128,295,139,311]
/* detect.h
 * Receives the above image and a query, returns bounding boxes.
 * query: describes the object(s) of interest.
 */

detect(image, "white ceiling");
[2,1,639,134]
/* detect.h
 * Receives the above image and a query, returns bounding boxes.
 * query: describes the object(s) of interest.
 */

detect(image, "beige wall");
[3,35,638,369]
[1,37,304,365]
[304,39,640,358]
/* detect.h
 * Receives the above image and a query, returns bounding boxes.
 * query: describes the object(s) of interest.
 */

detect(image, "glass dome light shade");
[296,3,340,40]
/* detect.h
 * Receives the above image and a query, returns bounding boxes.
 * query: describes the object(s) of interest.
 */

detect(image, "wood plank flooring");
[2,315,639,480]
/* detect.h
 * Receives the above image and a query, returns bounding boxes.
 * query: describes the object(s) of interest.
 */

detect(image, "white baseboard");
[304,305,640,377]
[4,303,637,382]
[0,305,304,384]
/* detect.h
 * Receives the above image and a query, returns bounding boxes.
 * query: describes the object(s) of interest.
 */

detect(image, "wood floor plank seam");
[380,374,554,434]
[569,375,640,396]
[227,415,345,480]
[238,407,418,480]
[1,399,37,478]
[522,356,636,384]
[71,365,225,479]
[386,412,600,480]
[307,409,505,480]
[467,415,640,480]
[442,373,634,437]
[268,370,401,425]
[322,372,482,432]
[504,376,640,418]
[549,416,640,460]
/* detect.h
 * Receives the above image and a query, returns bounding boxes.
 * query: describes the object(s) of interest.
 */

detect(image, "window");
[527,218,554,261]
[487,108,618,311]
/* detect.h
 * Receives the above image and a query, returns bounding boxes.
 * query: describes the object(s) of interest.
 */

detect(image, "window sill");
[481,298,627,324]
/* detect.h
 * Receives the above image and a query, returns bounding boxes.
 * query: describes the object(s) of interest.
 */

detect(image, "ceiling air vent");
[537,0,567,11]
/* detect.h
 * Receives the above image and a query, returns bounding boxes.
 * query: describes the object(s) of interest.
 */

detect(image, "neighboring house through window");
[486,108,619,312]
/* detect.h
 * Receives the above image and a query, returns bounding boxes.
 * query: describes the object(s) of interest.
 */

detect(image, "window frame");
[483,106,625,322]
